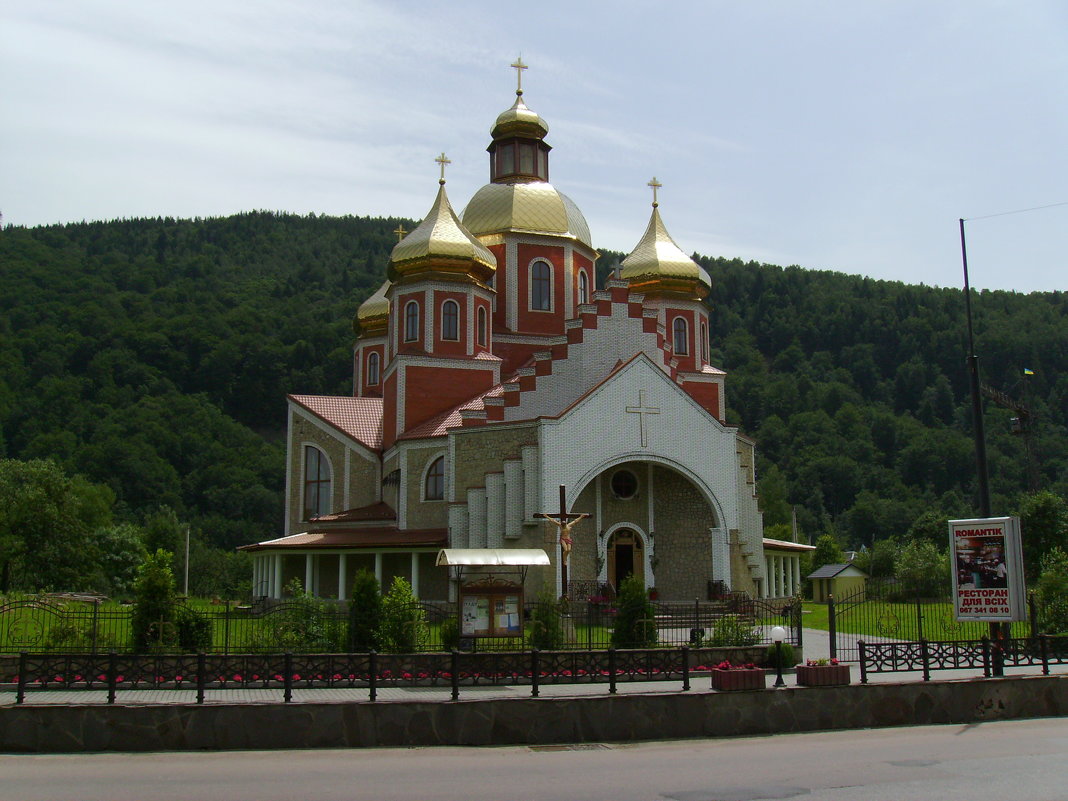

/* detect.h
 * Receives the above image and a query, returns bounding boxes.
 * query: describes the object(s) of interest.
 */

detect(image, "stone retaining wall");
[2,675,1065,752]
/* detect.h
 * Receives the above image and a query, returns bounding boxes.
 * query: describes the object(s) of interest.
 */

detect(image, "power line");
[964,200,1068,222]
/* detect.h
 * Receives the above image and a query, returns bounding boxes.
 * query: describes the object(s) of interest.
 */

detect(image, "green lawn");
[801,601,1031,640]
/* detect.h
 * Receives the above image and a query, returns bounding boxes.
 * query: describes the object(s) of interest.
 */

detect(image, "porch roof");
[239,528,447,552]
[435,548,550,567]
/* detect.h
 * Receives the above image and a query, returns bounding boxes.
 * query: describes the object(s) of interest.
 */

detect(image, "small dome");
[355,280,390,337]
[462,181,592,248]
[621,206,711,300]
[492,95,550,139]
[390,183,497,281]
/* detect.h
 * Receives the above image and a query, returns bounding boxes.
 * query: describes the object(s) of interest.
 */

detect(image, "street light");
[771,626,787,688]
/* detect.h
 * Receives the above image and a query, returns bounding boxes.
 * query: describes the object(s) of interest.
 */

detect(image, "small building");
[761,537,816,599]
[807,563,869,603]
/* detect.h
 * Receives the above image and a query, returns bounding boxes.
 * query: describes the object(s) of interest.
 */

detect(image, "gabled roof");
[807,563,868,579]
[289,395,383,452]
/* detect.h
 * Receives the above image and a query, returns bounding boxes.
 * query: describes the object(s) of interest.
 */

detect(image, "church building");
[242,64,795,603]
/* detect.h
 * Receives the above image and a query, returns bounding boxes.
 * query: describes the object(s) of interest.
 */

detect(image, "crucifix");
[534,484,589,595]
[435,152,451,185]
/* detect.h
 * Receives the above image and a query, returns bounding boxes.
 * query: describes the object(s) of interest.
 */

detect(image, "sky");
[3,1,1067,293]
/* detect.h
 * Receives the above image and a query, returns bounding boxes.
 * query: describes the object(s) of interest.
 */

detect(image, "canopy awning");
[436,548,550,567]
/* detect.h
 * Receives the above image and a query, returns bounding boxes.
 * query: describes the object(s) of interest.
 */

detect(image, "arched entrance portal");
[607,529,645,592]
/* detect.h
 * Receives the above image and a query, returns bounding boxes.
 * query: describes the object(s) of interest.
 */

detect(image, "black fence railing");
[5,644,775,704]
[0,594,802,655]
[857,635,1068,682]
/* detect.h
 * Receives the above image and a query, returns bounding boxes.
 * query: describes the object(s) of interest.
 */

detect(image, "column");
[374,552,383,586]
[794,557,802,597]
[338,553,348,601]
[764,556,772,598]
[411,552,420,599]
[273,554,282,599]
[305,554,313,596]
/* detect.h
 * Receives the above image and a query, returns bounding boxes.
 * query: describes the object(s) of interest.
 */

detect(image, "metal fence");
[0,594,801,655]
[857,634,1068,681]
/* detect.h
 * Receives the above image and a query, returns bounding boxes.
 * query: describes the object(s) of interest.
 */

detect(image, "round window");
[611,469,638,499]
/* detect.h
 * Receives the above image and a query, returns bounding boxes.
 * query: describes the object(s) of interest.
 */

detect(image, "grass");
[802,601,1031,640]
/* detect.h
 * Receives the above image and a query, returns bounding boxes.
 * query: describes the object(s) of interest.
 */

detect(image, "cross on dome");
[648,177,662,208]
[393,224,408,242]
[435,152,451,185]
[511,56,528,96]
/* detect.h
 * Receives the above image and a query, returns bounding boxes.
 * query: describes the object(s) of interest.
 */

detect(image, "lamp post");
[771,626,787,687]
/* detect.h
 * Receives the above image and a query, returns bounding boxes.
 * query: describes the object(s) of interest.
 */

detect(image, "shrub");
[174,605,213,653]
[439,615,460,651]
[705,614,759,647]
[380,577,427,653]
[131,550,178,652]
[527,592,564,650]
[764,642,795,669]
[347,570,382,652]
[1037,547,1068,634]
[267,578,346,652]
[611,575,657,648]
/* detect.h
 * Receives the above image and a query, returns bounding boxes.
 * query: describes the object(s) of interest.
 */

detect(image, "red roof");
[289,395,383,451]
[240,528,447,551]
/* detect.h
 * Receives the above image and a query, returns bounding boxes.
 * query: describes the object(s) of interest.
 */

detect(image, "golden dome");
[354,280,390,337]
[492,94,549,139]
[621,205,711,300]
[462,181,592,248]
[390,182,497,282]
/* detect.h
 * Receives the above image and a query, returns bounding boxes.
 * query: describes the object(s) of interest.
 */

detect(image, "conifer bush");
[380,577,427,653]
[131,549,178,651]
[527,591,565,650]
[347,569,382,652]
[610,575,657,648]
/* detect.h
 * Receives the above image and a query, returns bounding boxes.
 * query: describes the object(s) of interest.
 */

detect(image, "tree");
[610,575,657,648]
[1018,491,1068,579]
[381,576,426,653]
[894,540,949,599]
[809,534,844,575]
[93,522,148,597]
[131,549,178,651]
[1035,547,1068,634]
[348,570,382,652]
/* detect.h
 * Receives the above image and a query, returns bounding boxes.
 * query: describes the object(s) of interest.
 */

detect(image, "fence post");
[915,600,924,642]
[827,595,836,660]
[283,652,293,703]
[91,600,100,656]
[693,598,700,639]
[981,636,991,678]
[531,649,540,698]
[451,649,460,701]
[608,647,617,694]
[1039,634,1049,675]
[920,639,930,682]
[196,652,206,704]
[16,652,27,705]
[107,651,117,705]
[681,645,690,692]
[368,650,377,702]
[858,640,868,684]
[224,602,231,655]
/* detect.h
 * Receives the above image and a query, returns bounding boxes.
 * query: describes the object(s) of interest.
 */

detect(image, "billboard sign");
[948,516,1026,622]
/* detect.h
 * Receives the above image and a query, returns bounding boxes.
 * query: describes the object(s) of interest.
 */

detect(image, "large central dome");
[462,181,592,248]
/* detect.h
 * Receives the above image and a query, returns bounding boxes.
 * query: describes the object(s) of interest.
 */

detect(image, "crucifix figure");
[535,484,589,594]
[626,390,661,448]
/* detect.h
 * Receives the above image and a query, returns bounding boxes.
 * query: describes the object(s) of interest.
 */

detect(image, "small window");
[366,351,380,385]
[531,261,551,311]
[610,469,638,500]
[700,320,708,363]
[673,317,689,355]
[404,300,420,342]
[303,446,331,519]
[441,300,459,341]
[477,307,487,346]
[497,143,514,176]
[425,456,445,501]
[578,271,589,305]
[537,148,548,180]
[519,142,535,175]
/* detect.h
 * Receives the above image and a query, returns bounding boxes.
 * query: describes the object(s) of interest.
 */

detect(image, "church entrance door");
[607,529,644,593]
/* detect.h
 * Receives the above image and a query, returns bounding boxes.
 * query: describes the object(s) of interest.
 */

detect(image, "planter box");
[710,668,766,691]
[796,664,851,687]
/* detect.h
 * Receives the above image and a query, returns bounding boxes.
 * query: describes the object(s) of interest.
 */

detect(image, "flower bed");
[796,659,850,687]
[709,661,766,691]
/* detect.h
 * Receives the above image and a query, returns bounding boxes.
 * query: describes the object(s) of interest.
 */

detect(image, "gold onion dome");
[621,188,711,301]
[462,182,592,248]
[389,172,497,284]
[492,94,549,139]
[354,280,391,337]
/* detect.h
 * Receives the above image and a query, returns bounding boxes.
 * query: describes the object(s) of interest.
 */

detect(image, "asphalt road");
[3,717,1067,801]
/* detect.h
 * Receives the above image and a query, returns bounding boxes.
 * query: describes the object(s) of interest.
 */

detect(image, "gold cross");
[435,152,451,185]
[648,177,662,208]
[511,56,528,95]
[393,224,408,242]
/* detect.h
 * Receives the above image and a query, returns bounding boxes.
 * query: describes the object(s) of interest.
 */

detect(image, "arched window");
[441,300,459,341]
[477,307,487,346]
[578,271,589,305]
[531,261,551,311]
[424,456,445,501]
[404,301,420,342]
[366,351,380,386]
[700,320,708,363]
[673,317,689,355]
[303,445,331,519]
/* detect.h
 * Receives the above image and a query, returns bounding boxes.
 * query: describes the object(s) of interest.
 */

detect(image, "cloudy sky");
[3,1,1066,292]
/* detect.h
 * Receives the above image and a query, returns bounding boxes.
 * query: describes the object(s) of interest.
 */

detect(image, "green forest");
[1,212,1066,597]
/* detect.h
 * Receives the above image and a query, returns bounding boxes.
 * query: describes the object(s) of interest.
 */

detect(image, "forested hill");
[2,212,1066,563]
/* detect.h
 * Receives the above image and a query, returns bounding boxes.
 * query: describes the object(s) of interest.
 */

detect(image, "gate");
[828,583,1015,662]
